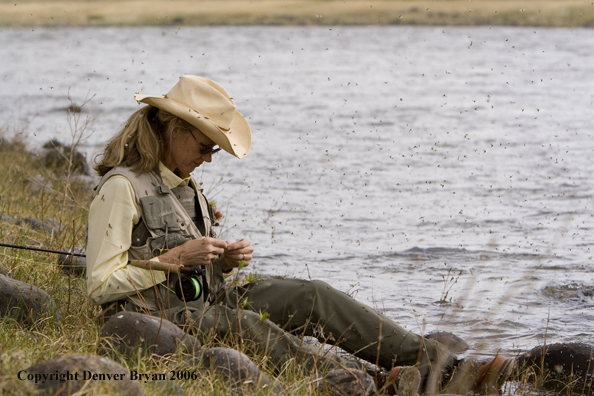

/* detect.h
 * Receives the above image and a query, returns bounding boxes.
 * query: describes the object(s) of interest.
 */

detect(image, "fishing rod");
[0,241,192,274]
[0,242,86,257]
[0,241,208,301]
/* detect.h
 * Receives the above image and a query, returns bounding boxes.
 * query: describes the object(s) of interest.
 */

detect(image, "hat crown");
[134,75,251,159]
[167,75,237,130]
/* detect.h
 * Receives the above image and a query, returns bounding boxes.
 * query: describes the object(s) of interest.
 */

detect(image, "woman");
[87,76,253,311]
[86,75,512,394]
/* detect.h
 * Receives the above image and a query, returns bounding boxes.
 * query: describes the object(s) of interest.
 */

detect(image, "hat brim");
[134,94,251,159]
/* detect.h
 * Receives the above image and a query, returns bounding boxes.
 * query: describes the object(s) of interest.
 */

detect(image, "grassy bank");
[0,126,581,395]
[0,130,97,394]
[0,129,302,395]
[0,0,593,27]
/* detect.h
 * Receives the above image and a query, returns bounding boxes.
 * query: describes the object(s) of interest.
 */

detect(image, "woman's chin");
[183,163,202,174]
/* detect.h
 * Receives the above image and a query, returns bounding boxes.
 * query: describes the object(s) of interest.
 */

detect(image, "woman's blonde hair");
[94,106,193,176]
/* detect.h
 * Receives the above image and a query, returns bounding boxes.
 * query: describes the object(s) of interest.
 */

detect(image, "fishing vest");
[95,166,225,299]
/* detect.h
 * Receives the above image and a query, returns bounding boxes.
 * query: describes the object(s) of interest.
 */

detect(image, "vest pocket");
[149,234,192,257]
[139,195,180,231]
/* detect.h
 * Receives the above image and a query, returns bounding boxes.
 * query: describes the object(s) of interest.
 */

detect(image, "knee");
[309,279,331,290]
[290,279,336,310]
[295,279,327,297]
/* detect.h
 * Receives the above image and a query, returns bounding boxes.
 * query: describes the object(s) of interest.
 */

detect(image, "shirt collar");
[159,162,191,188]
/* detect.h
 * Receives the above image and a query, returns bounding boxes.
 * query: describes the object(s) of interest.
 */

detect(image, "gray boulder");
[425,331,469,354]
[57,247,86,276]
[0,214,60,238]
[41,139,89,175]
[0,274,59,324]
[25,354,144,396]
[100,311,282,394]
[100,311,200,358]
[316,368,378,396]
[199,347,283,395]
[23,176,53,195]
[517,342,594,394]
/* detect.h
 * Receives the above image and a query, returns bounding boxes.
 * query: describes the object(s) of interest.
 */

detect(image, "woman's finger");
[226,238,252,251]
[209,238,229,249]
[227,253,252,262]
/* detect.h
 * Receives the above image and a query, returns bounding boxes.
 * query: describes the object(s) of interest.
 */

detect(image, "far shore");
[0,0,593,28]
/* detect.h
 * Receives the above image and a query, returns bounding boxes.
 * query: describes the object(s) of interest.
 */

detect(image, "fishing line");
[0,251,59,267]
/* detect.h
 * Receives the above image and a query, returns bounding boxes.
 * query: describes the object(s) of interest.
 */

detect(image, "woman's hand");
[158,237,228,266]
[221,238,254,271]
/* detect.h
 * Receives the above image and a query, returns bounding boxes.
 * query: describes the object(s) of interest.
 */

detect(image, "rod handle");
[128,259,185,274]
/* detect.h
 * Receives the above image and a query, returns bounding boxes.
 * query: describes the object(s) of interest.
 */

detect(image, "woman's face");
[165,123,218,174]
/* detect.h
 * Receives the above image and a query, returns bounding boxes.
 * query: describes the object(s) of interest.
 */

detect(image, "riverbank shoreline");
[1,0,593,28]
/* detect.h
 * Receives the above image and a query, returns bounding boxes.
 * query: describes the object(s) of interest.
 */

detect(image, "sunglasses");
[184,127,222,155]
[200,144,222,155]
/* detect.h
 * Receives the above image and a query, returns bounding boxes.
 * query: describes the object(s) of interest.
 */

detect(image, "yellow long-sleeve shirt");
[86,163,190,305]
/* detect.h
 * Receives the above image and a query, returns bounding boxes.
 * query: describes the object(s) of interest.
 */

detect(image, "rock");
[100,313,282,394]
[23,176,53,195]
[68,174,96,195]
[21,217,59,237]
[100,311,200,358]
[66,104,82,113]
[199,347,283,394]
[58,247,86,276]
[0,136,26,151]
[389,366,421,396]
[0,274,59,324]
[0,214,59,237]
[1,213,16,223]
[25,354,144,396]
[425,331,469,354]
[0,264,9,276]
[44,217,62,230]
[316,368,378,396]
[69,173,96,186]
[517,342,594,394]
[41,139,89,175]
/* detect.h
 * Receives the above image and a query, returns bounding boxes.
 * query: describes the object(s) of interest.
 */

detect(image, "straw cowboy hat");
[134,75,251,159]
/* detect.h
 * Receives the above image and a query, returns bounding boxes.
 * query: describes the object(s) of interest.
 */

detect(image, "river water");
[1,25,594,358]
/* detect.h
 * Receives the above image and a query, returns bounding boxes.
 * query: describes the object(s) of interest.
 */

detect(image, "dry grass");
[0,126,344,395]
[0,0,593,27]
[0,124,586,395]
[0,128,99,394]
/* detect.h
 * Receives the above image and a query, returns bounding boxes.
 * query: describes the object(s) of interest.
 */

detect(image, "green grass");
[0,127,340,395]
[0,128,103,394]
[0,124,584,395]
